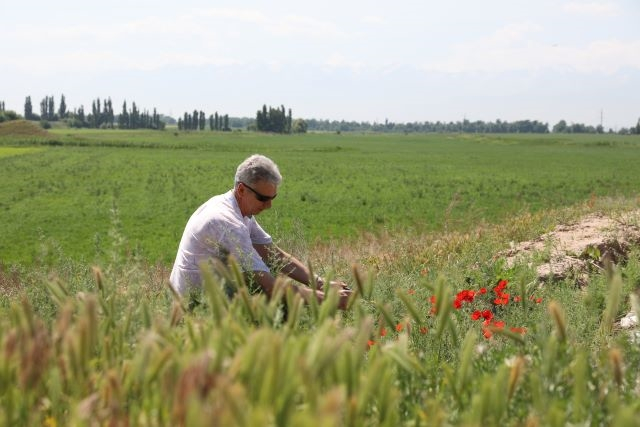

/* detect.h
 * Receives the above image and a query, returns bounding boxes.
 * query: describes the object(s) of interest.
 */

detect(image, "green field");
[1,127,639,266]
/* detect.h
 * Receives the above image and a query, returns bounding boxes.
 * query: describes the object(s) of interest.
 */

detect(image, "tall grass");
[1,201,639,425]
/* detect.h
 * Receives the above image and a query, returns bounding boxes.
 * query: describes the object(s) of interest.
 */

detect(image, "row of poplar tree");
[23,95,165,130]
[177,111,230,131]
[176,104,296,133]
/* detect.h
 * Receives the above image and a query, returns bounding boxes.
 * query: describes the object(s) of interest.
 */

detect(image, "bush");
[0,110,19,123]
[40,120,51,129]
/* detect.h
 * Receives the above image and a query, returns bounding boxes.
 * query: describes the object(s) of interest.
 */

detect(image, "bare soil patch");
[502,210,640,286]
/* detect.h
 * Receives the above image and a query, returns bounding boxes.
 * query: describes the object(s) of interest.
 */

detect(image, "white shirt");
[169,189,272,295]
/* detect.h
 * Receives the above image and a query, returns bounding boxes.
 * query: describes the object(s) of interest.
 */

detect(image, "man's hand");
[336,287,353,310]
[301,285,353,310]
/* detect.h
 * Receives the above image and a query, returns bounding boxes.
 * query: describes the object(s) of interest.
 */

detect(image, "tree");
[199,111,205,131]
[24,96,33,120]
[255,104,292,133]
[292,118,307,133]
[48,96,55,120]
[191,110,198,130]
[119,101,129,129]
[40,97,48,120]
[59,94,67,119]
[552,120,567,133]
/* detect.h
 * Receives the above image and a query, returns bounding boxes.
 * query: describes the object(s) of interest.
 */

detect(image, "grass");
[1,126,640,425]
[0,199,639,426]
[1,128,639,266]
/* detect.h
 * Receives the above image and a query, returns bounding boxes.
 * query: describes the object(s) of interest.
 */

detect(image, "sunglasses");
[241,182,277,202]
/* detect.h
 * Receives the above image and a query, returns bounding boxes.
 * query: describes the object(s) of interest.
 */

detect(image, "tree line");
[304,118,640,135]
[2,96,639,135]
[21,95,165,130]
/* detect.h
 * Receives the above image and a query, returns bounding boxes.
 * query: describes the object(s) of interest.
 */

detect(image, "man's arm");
[250,270,323,303]
[253,243,314,284]
[252,243,352,309]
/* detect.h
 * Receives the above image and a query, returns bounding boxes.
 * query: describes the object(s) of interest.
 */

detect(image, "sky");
[2,0,639,129]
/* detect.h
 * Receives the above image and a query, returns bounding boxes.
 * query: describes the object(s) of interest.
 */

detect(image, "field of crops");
[1,122,640,426]
[1,124,639,266]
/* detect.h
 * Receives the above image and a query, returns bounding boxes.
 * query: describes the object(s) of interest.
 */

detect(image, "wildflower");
[419,326,428,334]
[514,296,522,303]
[482,310,493,321]
[535,297,543,304]
[482,320,505,340]
[429,296,437,314]
[509,327,527,335]
[494,293,510,305]
[367,340,376,349]
[396,323,404,332]
[471,310,482,320]
[380,328,387,337]
[494,279,508,293]
[479,287,487,294]
[454,289,476,309]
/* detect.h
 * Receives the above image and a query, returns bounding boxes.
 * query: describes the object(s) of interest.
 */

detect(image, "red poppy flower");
[494,294,509,305]
[514,296,521,303]
[367,340,376,349]
[510,327,527,335]
[396,323,404,332]
[482,310,493,321]
[479,287,487,294]
[380,328,387,337]
[419,326,428,334]
[471,310,482,320]
[482,328,493,339]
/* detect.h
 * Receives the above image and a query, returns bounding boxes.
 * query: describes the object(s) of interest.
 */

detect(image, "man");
[170,154,352,309]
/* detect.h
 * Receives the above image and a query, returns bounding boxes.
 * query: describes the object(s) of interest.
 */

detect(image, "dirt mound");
[501,211,640,286]
[0,120,50,137]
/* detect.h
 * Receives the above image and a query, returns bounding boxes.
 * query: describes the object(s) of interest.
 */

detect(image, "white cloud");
[4,50,242,75]
[323,54,365,72]
[361,15,384,25]
[199,7,267,23]
[266,14,348,39]
[562,1,620,17]
[422,22,640,74]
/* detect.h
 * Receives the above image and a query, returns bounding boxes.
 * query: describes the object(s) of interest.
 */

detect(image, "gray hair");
[234,154,282,187]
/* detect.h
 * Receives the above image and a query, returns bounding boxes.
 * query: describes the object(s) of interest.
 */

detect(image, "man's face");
[237,180,278,217]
